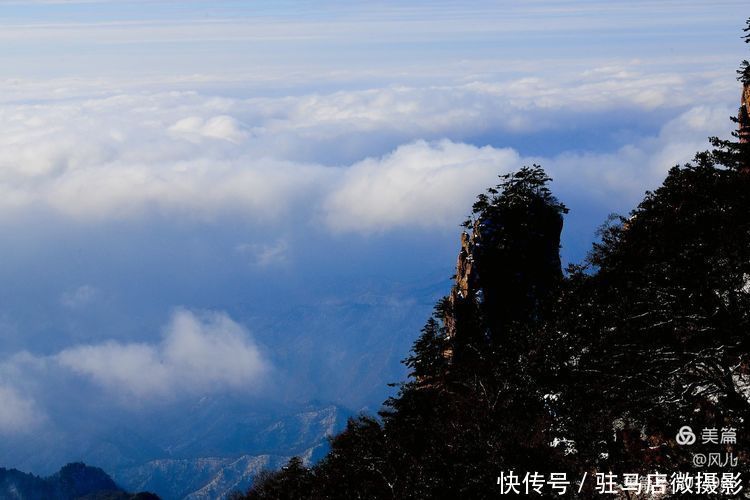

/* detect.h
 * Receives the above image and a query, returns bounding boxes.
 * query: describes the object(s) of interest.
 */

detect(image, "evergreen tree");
[240,457,313,500]
[403,317,447,383]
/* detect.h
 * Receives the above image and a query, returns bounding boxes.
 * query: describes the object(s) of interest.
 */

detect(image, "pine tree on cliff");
[403,316,446,383]
[447,165,567,364]
[371,165,566,495]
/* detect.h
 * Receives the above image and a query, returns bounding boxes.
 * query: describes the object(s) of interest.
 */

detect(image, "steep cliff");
[738,83,750,144]
[444,166,566,360]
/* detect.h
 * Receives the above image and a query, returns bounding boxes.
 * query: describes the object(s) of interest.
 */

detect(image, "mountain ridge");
[0,462,157,500]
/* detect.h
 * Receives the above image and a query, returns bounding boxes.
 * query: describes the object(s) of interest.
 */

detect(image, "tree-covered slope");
[0,462,158,500]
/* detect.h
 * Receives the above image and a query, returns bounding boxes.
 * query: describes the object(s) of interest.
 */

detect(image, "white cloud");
[0,66,735,230]
[545,104,734,207]
[324,140,518,232]
[0,384,41,434]
[323,104,733,232]
[169,115,249,144]
[39,156,332,222]
[56,309,269,399]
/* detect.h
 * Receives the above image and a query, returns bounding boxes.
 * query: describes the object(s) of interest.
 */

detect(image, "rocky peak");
[443,168,565,360]
[739,83,750,144]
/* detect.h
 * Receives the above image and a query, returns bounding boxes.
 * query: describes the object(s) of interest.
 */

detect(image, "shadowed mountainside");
[0,462,157,500]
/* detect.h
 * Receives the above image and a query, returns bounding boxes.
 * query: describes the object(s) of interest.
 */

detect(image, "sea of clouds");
[0,4,744,475]
[0,63,737,437]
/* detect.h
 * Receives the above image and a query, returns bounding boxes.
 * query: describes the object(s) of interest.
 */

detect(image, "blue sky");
[0,1,746,83]
[0,0,746,472]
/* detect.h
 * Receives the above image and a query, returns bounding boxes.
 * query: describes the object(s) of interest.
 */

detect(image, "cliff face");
[444,177,564,359]
[739,83,750,144]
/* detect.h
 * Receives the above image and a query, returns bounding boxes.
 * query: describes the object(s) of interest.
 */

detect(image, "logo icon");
[676,426,697,446]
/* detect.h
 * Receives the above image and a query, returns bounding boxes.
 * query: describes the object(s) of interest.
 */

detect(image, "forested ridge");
[0,463,158,500]
[232,22,750,500]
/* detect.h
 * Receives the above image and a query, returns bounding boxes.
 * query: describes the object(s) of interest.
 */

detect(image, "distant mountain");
[118,454,286,500]
[118,436,334,500]
[0,462,155,500]
[110,404,348,499]
[0,402,348,500]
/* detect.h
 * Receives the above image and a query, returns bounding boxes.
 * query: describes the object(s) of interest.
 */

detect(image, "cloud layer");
[0,79,731,433]
[0,65,736,233]
[57,309,268,399]
[324,141,517,232]
[0,385,41,434]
